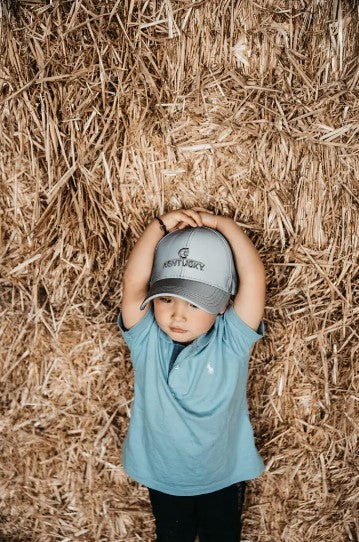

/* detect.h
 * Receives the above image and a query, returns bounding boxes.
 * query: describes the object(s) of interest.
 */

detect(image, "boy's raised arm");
[194,210,265,331]
[216,217,265,331]
[121,209,203,329]
[121,220,163,329]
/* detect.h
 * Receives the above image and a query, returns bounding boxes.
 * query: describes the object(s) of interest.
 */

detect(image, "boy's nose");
[171,302,187,321]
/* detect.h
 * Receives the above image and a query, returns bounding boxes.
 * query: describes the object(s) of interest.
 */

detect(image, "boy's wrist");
[149,218,167,238]
[155,216,169,235]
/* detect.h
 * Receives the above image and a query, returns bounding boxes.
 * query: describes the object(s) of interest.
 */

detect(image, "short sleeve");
[118,308,155,353]
[222,305,264,354]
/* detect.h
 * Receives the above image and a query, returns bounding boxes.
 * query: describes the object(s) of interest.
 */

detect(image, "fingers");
[161,207,214,232]
[180,209,203,227]
[161,210,196,231]
[187,207,218,229]
[192,207,213,214]
[170,212,197,229]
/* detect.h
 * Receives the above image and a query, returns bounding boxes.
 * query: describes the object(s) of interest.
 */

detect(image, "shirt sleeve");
[118,308,155,354]
[222,305,264,354]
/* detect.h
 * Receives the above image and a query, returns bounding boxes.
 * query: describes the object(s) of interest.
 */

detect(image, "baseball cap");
[140,227,238,314]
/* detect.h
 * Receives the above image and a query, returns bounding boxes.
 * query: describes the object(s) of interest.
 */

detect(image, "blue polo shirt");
[118,306,264,496]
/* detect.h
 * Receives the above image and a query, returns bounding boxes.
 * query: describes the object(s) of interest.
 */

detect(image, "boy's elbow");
[242,260,266,283]
[255,259,266,276]
[239,262,266,294]
[123,269,149,298]
[256,262,266,290]
[123,267,134,285]
[259,261,266,283]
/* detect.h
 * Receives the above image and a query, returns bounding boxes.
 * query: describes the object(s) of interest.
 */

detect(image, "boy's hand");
[160,209,204,232]
[160,207,220,231]
[192,207,218,229]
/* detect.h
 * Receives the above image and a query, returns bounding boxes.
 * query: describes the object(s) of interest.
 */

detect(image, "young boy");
[119,208,266,542]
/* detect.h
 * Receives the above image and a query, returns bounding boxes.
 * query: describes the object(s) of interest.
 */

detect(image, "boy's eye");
[160,297,172,303]
[190,303,199,309]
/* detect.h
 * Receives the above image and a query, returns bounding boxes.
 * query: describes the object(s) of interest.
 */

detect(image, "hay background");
[0,0,358,541]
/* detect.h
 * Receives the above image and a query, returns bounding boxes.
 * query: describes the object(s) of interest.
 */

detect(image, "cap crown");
[150,227,237,295]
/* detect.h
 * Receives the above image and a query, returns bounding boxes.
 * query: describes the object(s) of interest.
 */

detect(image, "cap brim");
[140,279,230,314]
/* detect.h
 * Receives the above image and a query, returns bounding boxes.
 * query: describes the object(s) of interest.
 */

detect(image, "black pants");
[148,482,246,542]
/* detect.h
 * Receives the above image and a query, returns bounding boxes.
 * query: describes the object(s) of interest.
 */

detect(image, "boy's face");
[153,296,224,343]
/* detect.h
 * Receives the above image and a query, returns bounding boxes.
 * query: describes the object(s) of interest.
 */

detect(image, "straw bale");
[0,0,358,540]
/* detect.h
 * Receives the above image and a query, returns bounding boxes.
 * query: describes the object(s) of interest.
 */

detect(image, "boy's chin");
[164,327,195,342]
[168,331,192,341]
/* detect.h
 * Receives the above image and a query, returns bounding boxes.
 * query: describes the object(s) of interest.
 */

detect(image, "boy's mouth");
[170,327,187,334]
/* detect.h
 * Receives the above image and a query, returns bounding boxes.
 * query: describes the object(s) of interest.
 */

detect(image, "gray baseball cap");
[140,227,238,314]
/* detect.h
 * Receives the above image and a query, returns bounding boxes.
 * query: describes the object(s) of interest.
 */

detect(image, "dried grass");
[0,0,358,541]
